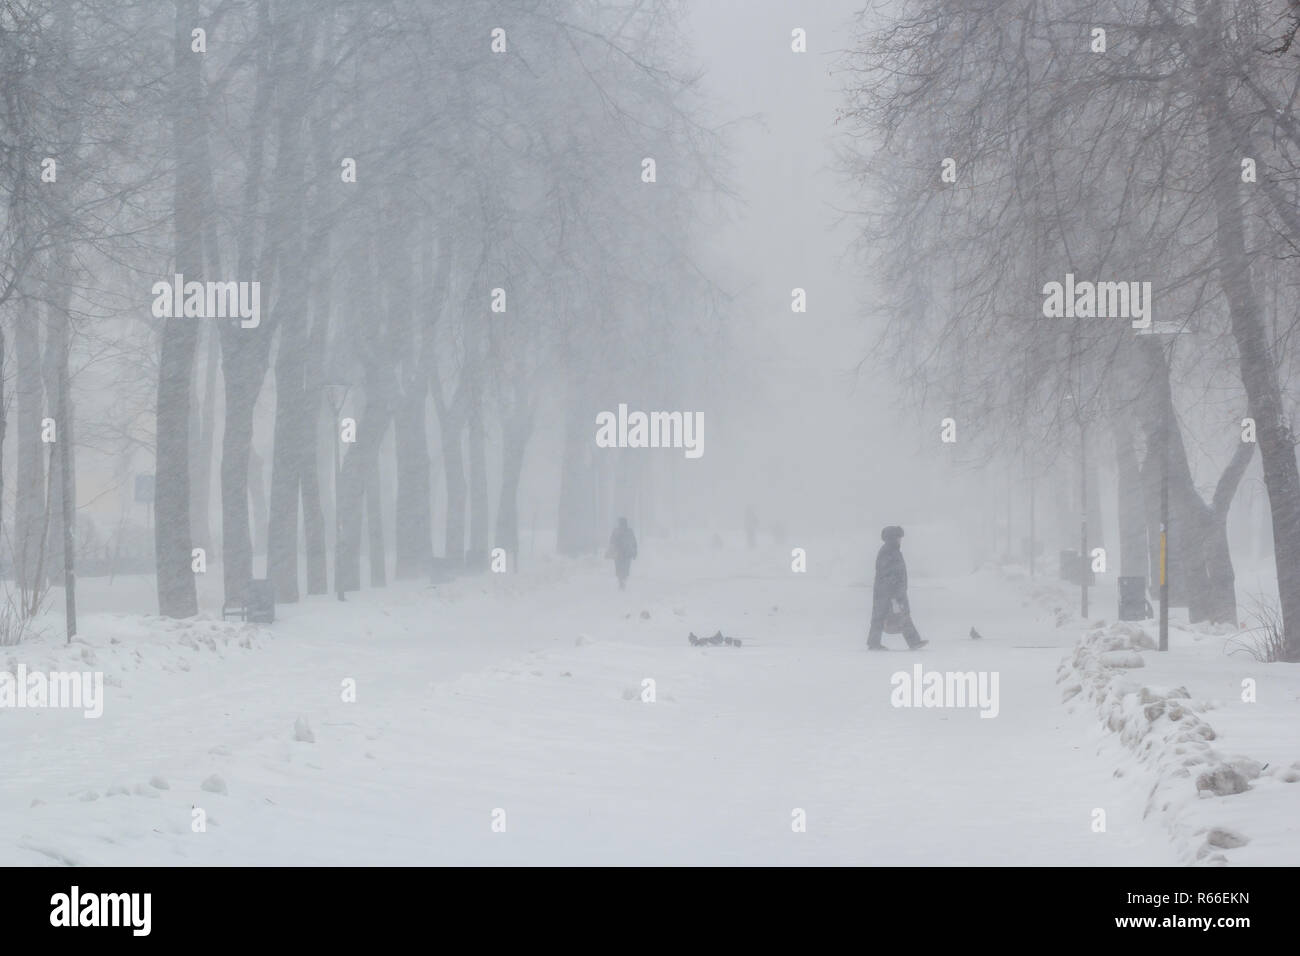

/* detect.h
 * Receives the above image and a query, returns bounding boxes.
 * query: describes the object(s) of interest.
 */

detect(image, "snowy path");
[1,542,1177,865]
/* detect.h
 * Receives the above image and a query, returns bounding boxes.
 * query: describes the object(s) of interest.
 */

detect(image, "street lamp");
[1159,416,1168,651]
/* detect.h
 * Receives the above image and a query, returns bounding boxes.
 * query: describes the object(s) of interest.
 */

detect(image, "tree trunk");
[1111,416,1147,579]
[1203,440,1256,628]
[1200,18,1300,656]
[494,415,532,568]
[1136,353,1211,616]
[394,388,433,578]
[267,363,305,603]
[1133,339,1244,625]
[14,290,45,596]
[390,217,436,582]
[41,278,72,588]
[337,384,394,592]
[366,455,386,587]
[301,409,327,595]
[300,390,327,595]
[265,12,317,605]
[190,322,219,552]
[0,329,6,560]
[250,445,269,558]
[193,99,225,558]
[55,326,76,638]
[467,398,489,570]
[154,0,204,618]
[221,389,258,604]
[218,0,274,608]
[299,238,331,596]
[440,411,467,565]
[38,255,75,634]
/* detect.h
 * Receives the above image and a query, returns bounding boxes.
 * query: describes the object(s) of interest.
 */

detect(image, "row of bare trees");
[842,0,1300,659]
[0,0,727,622]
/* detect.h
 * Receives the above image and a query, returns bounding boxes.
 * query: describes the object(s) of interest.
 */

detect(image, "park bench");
[222,579,275,624]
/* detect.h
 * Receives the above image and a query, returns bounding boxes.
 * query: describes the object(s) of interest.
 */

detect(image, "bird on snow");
[969,627,983,640]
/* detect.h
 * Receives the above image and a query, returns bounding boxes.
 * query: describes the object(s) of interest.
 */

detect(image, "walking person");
[867,525,928,650]
[607,517,638,589]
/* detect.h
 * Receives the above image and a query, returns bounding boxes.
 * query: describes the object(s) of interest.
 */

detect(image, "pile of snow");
[1056,620,1294,864]
[4,613,264,691]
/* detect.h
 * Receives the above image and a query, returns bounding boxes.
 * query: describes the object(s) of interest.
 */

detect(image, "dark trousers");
[867,600,922,648]
[614,557,631,587]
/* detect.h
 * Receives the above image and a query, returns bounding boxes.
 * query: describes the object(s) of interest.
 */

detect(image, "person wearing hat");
[867,525,927,650]
[607,517,638,590]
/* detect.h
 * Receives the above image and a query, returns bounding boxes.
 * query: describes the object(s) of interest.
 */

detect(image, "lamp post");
[1159,419,1168,651]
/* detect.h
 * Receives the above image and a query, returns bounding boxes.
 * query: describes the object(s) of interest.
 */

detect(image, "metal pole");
[1006,468,1013,562]
[1028,474,1036,579]
[1080,420,1088,619]
[333,393,344,602]
[1159,422,1169,651]
[60,369,76,643]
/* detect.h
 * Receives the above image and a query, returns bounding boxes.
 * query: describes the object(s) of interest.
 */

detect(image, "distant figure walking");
[607,517,638,589]
[867,525,928,650]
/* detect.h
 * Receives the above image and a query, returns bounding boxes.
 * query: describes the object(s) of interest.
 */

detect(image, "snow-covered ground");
[1056,601,1300,866]
[2,537,1293,865]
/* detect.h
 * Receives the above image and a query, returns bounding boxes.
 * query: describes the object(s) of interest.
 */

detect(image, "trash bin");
[1059,549,1096,585]
[1118,576,1151,621]
[247,579,275,624]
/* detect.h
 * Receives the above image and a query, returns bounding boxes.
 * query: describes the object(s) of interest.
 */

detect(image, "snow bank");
[1056,620,1292,864]
[3,612,264,688]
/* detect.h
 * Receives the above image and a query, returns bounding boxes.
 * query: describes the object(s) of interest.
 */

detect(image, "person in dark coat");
[607,517,638,589]
[867,525,927,650]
